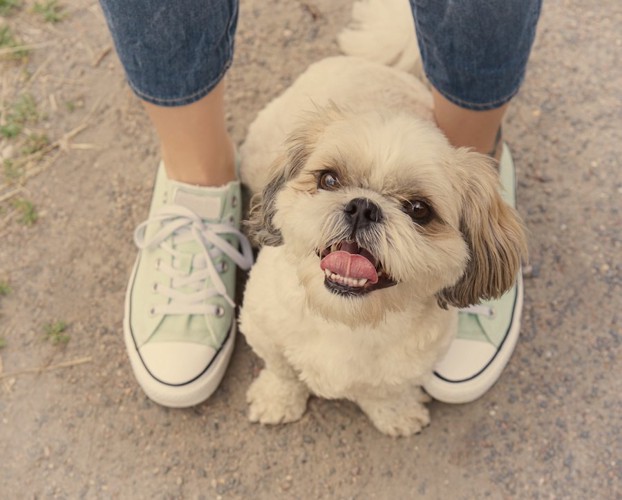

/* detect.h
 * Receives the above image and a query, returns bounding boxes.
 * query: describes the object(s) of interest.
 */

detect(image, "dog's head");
[247,105,527,326]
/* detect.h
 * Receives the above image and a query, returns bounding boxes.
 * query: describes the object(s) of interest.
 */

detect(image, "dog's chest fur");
[240,246,456,400]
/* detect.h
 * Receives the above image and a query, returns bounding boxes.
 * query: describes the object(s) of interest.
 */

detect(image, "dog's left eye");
[403,199,433,224]
[318,171,340,191]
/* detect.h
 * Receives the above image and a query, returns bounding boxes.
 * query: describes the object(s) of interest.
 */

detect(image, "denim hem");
[429,75,522,111]
[128,56,234,107]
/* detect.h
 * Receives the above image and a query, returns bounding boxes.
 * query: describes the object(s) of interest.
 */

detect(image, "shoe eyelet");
[155,258,161,270]
[152,282,158,292]
[219,261,229,273]
[214,306,225,318]
[149,306,157,317]
[231,195,238,208]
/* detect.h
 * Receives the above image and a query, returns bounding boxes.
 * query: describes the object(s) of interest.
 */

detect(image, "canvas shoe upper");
[423,143,524,404]
[123,162,253,407]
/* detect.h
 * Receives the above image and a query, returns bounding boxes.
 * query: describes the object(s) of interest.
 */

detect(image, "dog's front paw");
[246,369,310,425]
[357,390,431,437]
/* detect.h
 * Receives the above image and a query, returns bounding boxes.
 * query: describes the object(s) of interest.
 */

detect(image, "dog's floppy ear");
[246,103,345,247]
[246,156,289,247]
[437,150,528,309]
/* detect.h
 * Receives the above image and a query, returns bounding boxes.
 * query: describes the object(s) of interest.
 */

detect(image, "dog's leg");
[354,385,431,437]
[246,353,310,425]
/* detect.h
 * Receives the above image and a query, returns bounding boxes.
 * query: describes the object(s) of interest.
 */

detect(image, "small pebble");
[1,144,14,160]
[523,263,541,279]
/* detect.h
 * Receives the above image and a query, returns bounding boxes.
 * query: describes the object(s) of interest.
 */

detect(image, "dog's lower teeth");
[324,271,368,288]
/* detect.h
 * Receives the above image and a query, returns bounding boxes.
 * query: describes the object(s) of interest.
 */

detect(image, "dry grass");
[0,1,103,233]
[0,355,93,379]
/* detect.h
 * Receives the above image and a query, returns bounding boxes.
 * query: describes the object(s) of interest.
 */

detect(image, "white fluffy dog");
[238,0,527,437]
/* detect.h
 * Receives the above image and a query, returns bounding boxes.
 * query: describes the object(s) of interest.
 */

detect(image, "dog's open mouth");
[319,241,397,296]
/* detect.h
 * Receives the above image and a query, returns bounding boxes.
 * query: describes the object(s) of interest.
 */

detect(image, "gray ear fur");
[245,163,289,247]
[436,150,528,309]
[245,104,345,247]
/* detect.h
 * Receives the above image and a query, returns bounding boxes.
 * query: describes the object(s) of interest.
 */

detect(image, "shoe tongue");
[320,251,379,284]
[170,182,226,221]
[167,181,233,272]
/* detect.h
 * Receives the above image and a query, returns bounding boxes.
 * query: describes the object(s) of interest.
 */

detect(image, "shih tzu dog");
[237,3,527,437]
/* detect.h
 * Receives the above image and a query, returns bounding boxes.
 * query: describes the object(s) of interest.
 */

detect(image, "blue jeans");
[99,0,541,110]
[410,0,542,110]
[99,0,238,106]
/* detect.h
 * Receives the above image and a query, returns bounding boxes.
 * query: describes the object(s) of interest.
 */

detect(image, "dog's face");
[248,106,527,326]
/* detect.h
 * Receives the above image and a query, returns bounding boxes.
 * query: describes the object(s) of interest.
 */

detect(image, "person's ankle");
[161,136,236,187]
[487,127,503,161]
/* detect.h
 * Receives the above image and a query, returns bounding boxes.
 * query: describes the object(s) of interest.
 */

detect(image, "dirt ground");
[0,0,620,498]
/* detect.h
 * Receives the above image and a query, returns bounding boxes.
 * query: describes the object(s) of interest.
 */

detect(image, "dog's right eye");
[403,199,434,225]
[318,171,340,191]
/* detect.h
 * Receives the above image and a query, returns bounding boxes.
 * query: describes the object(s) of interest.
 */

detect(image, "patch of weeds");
[12,93,38,123]
[21,132,49,155]
[64,100,76,112]
[0,280,12,349]
[0,25,16,47]
[1,93,38,139]
[3,159,23,182]
[12,198,38,226]
[33,0,64,23]
[44,320,70,345]
[0,0,22,16]
[0,25,29,60]
[0,121,21,138]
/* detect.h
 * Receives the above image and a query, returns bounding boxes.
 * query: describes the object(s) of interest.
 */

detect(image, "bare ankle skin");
[142,79,235,187]
[432,88,507,162]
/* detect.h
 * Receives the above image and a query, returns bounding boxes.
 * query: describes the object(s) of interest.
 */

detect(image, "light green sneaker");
[423,143,523,403]
[123,162,253,407]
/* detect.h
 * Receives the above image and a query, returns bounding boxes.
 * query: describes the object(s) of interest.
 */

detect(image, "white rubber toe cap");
[139,342,217,385]
[434,339,497,381]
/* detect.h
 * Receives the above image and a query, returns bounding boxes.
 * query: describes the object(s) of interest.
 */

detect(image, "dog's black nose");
[344,198,383,229]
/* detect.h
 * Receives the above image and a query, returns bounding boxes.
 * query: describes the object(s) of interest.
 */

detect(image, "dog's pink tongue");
[320,251,378,284]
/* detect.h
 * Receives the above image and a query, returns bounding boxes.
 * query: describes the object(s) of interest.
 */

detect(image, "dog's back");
[337,0,425,79]
[240,0,428,195]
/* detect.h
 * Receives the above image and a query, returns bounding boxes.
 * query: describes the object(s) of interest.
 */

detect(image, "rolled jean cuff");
[410,0,542,111]
[430,78,523,112]
[99,0,238,107]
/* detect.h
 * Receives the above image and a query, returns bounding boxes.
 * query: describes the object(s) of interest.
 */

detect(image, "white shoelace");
[134,204,253,318]
[460,304,495,318]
